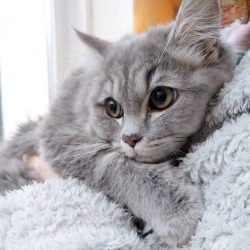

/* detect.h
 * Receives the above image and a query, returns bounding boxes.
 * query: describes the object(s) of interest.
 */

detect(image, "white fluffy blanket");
[1,25,250,250]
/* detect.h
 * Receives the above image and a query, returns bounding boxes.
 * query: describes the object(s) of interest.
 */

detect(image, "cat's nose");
[122,134,142,148]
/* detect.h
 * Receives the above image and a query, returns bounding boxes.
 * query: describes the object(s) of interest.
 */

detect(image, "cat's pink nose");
[122,134,142,148]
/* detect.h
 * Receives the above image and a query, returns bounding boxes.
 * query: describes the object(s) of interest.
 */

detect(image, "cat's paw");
[149,183,204,247]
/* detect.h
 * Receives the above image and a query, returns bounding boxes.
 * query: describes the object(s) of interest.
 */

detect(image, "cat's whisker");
[68,164,83,179]
[65,156,94,183]
[48,143,108,171]
[170,148,186,159]
[56,142,111,178]
[61,153,91,178]
[59,156,80,178]
[48,148,79,168]
[68,154,94,180]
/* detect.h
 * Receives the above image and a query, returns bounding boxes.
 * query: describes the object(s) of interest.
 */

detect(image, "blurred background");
[0,0,249,139]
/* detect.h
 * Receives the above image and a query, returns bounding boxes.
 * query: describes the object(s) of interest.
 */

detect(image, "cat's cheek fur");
[91,109,120,142]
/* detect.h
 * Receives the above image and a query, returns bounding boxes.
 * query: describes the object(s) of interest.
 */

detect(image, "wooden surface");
[134,0,181,33]
[222,0,250,25]
[134,0,250,33]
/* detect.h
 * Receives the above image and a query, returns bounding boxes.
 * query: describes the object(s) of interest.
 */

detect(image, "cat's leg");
[89,155,204,247]
[123,162,204,247]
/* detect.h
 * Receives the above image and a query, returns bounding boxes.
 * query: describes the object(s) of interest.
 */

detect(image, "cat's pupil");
[149,87,176,111]
[154,91,167,104]
[109,100,117,113]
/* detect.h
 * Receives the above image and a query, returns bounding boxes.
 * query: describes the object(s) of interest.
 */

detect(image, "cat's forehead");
[101,35,168,97]
[97,28,207,107]
[106,35,164,70]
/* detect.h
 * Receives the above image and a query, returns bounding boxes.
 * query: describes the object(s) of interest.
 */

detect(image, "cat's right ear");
[167,0,221,65]
[75,29,111,55]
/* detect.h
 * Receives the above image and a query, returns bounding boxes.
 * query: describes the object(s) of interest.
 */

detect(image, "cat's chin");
[132,154,168,164]
[120,141,180,164]
[122,148,168,164]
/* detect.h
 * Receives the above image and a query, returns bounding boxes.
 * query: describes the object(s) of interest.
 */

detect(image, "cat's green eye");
[149,87,177,111]
[105,98,124,118]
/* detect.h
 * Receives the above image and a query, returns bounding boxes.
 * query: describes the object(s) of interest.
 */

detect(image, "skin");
[23,154,57,181]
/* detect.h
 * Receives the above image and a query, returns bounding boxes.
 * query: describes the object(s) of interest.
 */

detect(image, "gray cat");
[0,0,235,247]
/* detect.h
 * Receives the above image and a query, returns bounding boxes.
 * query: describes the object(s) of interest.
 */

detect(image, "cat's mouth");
[119,143,168,164]
[119,140,189,164]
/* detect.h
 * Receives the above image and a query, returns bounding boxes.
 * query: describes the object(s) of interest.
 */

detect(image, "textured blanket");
[0,24,250,250]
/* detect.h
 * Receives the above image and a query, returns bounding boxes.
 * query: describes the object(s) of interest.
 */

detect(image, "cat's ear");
[168,0,221,65]
[75,30,111,55]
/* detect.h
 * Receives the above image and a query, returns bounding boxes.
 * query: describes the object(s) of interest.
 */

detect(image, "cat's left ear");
[168,0,221,65]
[75,30,111,55]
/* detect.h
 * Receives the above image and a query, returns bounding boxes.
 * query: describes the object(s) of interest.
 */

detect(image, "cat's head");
[75,0,234,163]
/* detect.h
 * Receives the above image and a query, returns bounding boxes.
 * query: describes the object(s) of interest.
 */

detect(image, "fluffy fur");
[1,46,250,250]
[0,0,237,246]
[0,121,40,195]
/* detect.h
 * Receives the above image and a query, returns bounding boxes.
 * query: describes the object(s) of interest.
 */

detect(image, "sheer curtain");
[0,0,51,139]
[0,0,133,139]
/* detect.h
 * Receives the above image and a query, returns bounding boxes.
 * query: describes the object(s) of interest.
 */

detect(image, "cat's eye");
[149,87,177,111]
[105,98,124,118]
